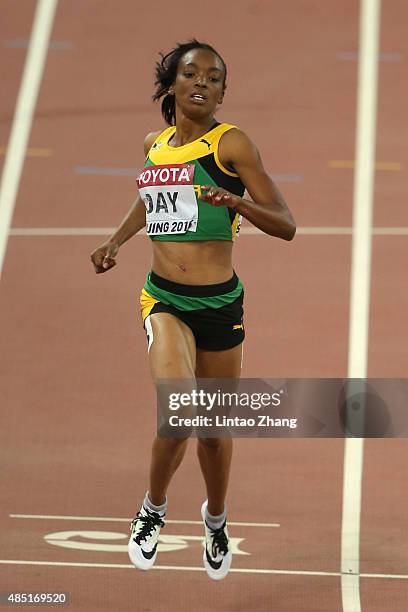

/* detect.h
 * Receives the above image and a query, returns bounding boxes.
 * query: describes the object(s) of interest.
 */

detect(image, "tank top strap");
[212,123,239,178]
[147,126,176,155]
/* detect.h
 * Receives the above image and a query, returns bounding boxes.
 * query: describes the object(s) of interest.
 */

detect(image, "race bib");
[137,164,198,236]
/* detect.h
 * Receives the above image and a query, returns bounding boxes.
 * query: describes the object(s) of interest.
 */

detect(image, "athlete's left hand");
[200,185,240,208]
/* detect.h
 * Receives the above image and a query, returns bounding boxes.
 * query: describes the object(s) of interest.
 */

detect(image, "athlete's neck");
[170,113,217,147]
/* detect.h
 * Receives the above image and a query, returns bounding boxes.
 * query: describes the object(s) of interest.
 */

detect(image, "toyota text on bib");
[137,164,198,236]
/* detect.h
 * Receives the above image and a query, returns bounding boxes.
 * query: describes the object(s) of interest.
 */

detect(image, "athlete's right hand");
[90,240,119,273]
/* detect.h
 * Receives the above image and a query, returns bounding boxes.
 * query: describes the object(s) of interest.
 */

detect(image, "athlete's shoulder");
[144,130,163,156]
[220,125,254,147]
[219,126,259,165]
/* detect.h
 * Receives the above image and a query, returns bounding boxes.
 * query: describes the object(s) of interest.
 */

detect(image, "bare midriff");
[151,240,234,285]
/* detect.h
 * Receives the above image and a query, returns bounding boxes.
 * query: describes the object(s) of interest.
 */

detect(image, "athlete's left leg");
[195,343,243,516]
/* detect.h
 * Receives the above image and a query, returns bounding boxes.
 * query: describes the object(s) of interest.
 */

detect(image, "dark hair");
[152,39,227,126]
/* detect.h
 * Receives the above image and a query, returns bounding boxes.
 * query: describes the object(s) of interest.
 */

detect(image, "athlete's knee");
[156,430,192,444]
[197,436,224,450]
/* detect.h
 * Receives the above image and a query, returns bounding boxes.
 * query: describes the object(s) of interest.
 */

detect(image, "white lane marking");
[7,226,408,237]
[360,573,408,580]
[372,227,408,235]
[9,228,128,236]
[9,513,280,528]
[43,530,249,555]
[0,559,340,574]
[1,559,408,581]
[342,1,381,611]
[0,0,58,281]
[0,0,396,271]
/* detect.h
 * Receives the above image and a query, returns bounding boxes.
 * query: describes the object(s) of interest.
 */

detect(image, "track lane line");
[0,0,59,281]
[8,513,279,528]
[1,559,408,581]
[0,560,358,577]
[341,1,381,611]
[7,226,408,237]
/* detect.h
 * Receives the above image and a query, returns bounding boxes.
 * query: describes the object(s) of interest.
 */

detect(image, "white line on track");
[341,1,381,611]
[0,0,59,282]
[0,560,340,575]
[8,513,279,528]
[7,226,408,237]
[1,559,408,581]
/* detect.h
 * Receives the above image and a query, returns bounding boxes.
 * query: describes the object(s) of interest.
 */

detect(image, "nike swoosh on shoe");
[205,547,223,570]
[140,543,158,560]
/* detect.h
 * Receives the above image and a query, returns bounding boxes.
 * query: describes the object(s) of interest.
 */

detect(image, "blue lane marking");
[4,39,74,50]
[337,51,402,62]
[74,167,303,182]
[74,166,140,176]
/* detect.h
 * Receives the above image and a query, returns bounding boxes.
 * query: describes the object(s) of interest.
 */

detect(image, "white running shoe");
[201,500,232,580]
[128,505,165,570]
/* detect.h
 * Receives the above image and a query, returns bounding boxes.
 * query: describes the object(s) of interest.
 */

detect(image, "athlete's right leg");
[129,312,196,569]
[146,312,196,506]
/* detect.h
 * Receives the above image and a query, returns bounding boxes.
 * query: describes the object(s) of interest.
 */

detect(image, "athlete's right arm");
[90,131,161,273]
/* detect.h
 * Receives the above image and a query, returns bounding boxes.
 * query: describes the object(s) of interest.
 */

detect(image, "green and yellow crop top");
[136,122,245,241]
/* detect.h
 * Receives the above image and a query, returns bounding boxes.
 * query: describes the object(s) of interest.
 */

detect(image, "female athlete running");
[90,39,296,580]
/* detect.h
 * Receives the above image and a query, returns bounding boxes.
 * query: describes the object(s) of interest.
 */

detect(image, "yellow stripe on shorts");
[140,288,159,321]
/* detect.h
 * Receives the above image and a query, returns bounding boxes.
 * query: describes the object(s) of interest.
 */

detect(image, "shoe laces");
[208,522,229,557]
[130,508,164,544]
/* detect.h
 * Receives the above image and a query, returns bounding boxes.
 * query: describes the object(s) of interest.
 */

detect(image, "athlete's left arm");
[201,129,296,240]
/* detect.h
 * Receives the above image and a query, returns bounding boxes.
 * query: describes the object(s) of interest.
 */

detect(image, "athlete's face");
[171,49,226,117]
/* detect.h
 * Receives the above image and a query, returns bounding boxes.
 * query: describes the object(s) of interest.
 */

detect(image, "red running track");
[0,1,407,610]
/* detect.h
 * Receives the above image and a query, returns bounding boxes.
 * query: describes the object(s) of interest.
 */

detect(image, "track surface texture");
[1,1,407,611]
